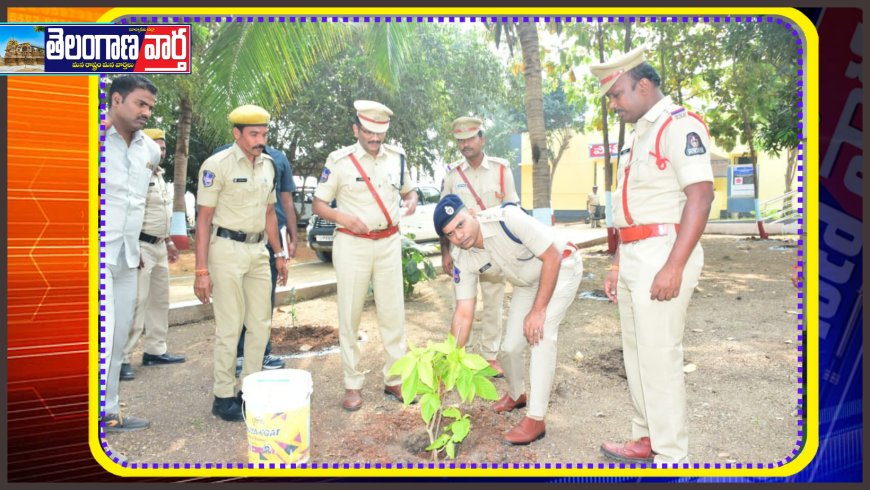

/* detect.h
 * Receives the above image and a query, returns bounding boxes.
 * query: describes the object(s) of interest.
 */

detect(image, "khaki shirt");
[451,206,568,300]
[141,166,172,238]
[613,96,714,228]
[314,142,414,231]
[196,143,276,233]
[441,153,519,211]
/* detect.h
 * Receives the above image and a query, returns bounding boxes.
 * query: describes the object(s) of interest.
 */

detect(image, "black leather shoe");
[142,352,186,365]
[120,363,135,381]
[212,396,244,422]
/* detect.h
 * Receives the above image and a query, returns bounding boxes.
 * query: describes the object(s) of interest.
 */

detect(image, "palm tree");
[488,19,552,222]
[155,21,412,248]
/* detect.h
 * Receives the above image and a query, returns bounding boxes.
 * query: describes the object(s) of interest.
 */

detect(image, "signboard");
[730,164,756,198]
[588,143,619,159]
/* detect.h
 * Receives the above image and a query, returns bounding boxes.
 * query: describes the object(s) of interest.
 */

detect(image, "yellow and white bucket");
[242,369,312,464]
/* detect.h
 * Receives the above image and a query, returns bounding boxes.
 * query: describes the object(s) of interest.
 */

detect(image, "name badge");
[355,177,365,182]
[149,182,156,186]
[233,178,248,183]
[479,263,492,274]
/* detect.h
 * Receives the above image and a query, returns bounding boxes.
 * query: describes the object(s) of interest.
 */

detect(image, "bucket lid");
[242,369,312,411]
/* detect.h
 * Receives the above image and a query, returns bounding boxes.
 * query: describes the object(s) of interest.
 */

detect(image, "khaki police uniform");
[315,141,414,390]
[123,166,172,362]
[451,205,582,419]
[442,154,518,361]
[612,95,713,463]
[197,143,276,398]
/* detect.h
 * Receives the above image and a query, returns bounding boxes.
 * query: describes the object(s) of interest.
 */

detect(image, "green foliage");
[284,287,299,327]
[401,234,436,298]
[388,334,499,460]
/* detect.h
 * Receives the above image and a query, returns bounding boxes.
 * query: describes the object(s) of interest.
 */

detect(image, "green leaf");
[472,375,499,401]
[419,393,440,424]
[430,340,453,355]
[460,353,489,371]
[417,358,435,390]
[445,440,456,459]
[450,417,471,442]
[455,372,472,403]
[388,354,415,378]
[426,433,450,451]
[442,406,461,420]
[402,367,419,406]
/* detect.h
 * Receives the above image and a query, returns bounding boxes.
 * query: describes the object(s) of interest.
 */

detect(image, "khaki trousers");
[333,232,406,390]
[209,235,272,398]
[502,252,582,419]
[617,230,703,463]
[472,272,506,361]
[123,240,170,362]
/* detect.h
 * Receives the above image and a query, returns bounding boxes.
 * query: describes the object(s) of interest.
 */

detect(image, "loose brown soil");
[110,234,801,467]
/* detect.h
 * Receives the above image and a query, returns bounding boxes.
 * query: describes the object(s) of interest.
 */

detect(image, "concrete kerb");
[168,279,337,326]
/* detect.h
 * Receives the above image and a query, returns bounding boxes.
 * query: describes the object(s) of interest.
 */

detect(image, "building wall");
[517,131,792,221]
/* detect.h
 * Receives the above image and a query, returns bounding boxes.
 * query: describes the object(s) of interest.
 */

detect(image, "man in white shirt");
[102,75,162,432]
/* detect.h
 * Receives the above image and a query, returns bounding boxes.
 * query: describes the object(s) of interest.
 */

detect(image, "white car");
[398,184,441,242]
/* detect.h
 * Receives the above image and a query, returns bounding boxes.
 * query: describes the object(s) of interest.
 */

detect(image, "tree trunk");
[741,109,768,239]
[782,146,798,214]
[516,22,551,224]
[170,95,193,249]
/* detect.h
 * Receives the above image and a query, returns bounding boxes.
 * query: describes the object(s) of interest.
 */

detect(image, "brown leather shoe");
[600,437,655,463]
[504,416,546,445]
[487,359,505,378]
[342,389,362,411]
[493,393,527,413]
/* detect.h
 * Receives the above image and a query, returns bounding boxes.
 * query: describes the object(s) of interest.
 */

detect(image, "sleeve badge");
[202,170,215,187]
[685,132,707,156]
[320,168,331,183]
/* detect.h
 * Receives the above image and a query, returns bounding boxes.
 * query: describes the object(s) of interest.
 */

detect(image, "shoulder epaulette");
[329,145,356,161]
[668,105,688,119]
[446,159,465,174]
[488,156,511,167]
[383,143,406,155]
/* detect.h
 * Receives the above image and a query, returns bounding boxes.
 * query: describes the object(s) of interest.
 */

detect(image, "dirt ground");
[108,234,801,466]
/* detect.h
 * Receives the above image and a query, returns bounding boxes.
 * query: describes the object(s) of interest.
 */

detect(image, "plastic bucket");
[241,369,313,464]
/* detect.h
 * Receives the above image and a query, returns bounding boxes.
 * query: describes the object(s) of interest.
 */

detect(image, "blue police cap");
[433,194,466,237]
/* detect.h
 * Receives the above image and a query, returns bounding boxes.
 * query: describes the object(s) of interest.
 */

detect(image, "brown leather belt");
[618,223,679,244]
[336,225,400,240]
[139,232,164,244]
[216,226,264,244]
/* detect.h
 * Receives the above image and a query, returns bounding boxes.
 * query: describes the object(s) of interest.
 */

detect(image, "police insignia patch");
[445,206,454,216]
[685,132,706,156]
[320,168,331,183]
[202,170,215,187]
[453,266,461,283]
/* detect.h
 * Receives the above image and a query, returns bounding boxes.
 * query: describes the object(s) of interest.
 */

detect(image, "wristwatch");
[274,251,289,260]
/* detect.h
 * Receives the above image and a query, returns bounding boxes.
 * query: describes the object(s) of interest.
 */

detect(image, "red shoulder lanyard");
[348,153,393,228]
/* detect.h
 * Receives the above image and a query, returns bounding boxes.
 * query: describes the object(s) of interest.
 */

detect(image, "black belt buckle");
[139,232,161,244]
[217,227,263,244]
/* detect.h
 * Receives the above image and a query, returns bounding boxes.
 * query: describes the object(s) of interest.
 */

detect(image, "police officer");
[590,46,714,465]
[194,105,288,422]
[209,142,298,375]
[312,100,417,412]
[587,185,601,226]
[440,116,518,377]
[120,128,185,381]
[434,194,583,445]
